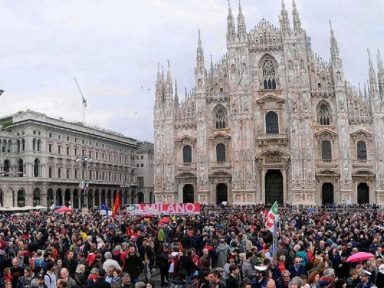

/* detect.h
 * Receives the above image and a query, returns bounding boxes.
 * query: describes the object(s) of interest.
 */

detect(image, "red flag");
[112,191,121,218]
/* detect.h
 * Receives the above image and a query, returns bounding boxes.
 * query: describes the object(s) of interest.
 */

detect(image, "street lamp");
[76,154,92,209]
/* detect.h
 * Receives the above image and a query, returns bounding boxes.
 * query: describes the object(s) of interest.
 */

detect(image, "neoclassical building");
[0,110,140,208]
[153,2,384,205]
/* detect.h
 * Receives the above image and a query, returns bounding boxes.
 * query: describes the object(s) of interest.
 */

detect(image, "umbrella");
[346,252,374,263]
[55,206,73,213]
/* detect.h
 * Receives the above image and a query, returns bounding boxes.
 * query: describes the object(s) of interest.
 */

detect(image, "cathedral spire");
[227,0,236,45]
[196,30,204,69]
[364,82,368,100]
[174,80,179,107]
[237,0,247,42]
[156,63,161,82]
[329,20,340,63]
[165,60,173,100]
[377,50,384,98]
[292,0,302,32]
[155,63,164,104]
[279,0,291,35]
[368,49,378,98]
[195,30,206,92]
[166,60,172,83]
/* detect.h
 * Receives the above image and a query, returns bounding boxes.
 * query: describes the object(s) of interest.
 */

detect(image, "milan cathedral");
[153,1,384,205]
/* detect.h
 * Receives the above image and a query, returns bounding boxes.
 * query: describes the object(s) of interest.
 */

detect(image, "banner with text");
[127,203,200,215]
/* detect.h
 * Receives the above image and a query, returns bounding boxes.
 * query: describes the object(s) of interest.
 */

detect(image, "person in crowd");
[44,261,57,288]
[74,264,87,287]
[124,248,142,284]
[358,270,373,288]
[157,245,169,287]
[226,264,241,288]
[307,271,320,288]
[59,268,76,288]
[92,270,111,288]
[120,273,134,288]
[289,257,306,278]
[103,253,122,273]
[208,270,226,288]
[62,252,77,279]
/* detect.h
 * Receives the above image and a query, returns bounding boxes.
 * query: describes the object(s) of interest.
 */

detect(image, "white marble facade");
[153,2,384,205]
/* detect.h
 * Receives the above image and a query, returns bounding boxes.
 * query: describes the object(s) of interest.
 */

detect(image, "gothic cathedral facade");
[153,2,384,205]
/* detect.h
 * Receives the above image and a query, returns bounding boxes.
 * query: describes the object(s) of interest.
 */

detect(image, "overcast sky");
[0,0,382,142]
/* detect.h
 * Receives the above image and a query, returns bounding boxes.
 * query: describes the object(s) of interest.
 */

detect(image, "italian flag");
[265,201,278,232]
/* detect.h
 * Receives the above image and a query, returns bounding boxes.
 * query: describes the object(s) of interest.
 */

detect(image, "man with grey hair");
[102,252,122,272]
[288,276,303,288]
[59,268,76,288]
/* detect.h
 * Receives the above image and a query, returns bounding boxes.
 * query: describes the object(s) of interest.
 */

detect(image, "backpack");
[44,272,53,288]
[34,257,44,268]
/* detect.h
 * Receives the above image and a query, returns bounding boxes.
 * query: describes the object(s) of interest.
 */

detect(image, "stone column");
[281,168,287,205]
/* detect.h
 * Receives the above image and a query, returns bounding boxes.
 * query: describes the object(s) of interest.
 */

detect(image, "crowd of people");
[0,204,383,288]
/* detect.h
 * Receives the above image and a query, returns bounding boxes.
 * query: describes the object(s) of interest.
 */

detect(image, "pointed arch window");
[318,104,331,125]
[183,145,192,164]
[357,141,367,160]
[216,143,226,162]
[32,139,36,151]
[214,105,227,129]
[263,59,277,90]
[266,111,279,134]
[321,140,332,161]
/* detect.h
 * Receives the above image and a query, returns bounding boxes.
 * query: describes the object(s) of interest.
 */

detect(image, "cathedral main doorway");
[322,183,334,205]
[265,170,284,205]
[216,183,228,204]
[182,184,194,203]
[357,183,369,204]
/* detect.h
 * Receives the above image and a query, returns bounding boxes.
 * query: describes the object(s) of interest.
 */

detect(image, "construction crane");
[73,77,87,124]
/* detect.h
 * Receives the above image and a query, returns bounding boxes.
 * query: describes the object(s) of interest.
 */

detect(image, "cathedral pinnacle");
[292,0,302,32]
[368,49,375,76]
[156,63,161,82]
[368,49,378,97]
[378,50,384,73]
[237,0,247,42]
[174,80,179,106]
[227,0,236,44]
[329,20,340,63]
[280,0,290,34]
[377,50,384,98]
[196,30,205,69]
[166,60,172,83]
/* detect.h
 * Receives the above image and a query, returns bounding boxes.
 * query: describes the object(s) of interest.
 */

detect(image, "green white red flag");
[265,201,278,232]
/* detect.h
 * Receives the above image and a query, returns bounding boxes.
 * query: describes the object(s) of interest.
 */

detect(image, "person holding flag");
[265,201,279,257]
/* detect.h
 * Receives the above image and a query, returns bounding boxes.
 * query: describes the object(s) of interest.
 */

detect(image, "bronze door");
[265,170,284,205]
